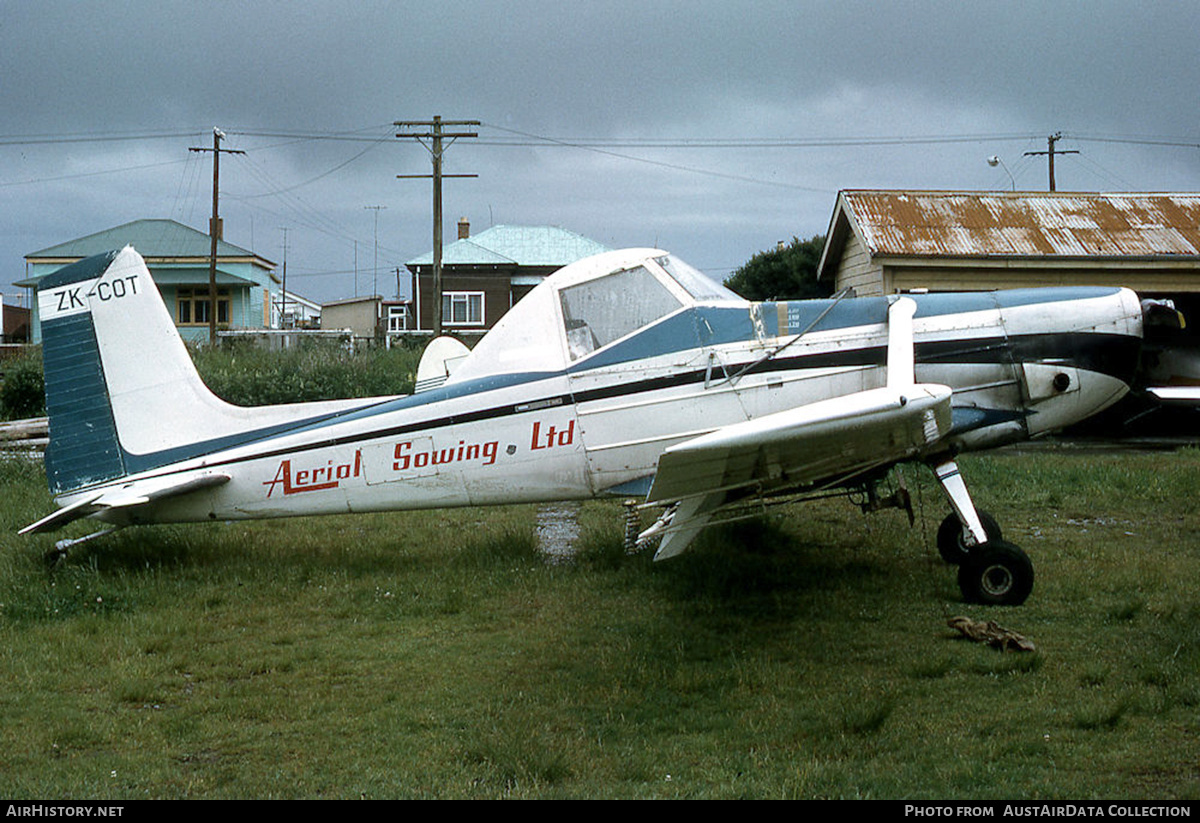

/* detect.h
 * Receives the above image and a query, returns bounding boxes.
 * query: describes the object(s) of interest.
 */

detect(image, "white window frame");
[387,304,411,332]
[441,291,485,327]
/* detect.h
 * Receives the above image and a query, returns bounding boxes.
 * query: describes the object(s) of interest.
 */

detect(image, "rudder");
[38,250,126,493]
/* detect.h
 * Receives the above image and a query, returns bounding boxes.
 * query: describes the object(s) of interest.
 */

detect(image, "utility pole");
[365,205,386,297]
[395,116,479,336]
[1024,132,1078,192]
[190,128,245,344]
[279,227,289,329]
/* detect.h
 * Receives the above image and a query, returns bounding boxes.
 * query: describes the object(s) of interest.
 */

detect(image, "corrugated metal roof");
[406,224,610,267]
[841,191,1200,258]
[26,219,267,262]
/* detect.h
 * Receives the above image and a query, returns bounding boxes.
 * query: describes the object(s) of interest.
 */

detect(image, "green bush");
[0,348,45,420]
[0,340,423,420]
[191,340,421,406]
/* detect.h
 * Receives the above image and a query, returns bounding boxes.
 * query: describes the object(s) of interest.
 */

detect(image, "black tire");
[937,510,1002,565]
[957,540,1034,606]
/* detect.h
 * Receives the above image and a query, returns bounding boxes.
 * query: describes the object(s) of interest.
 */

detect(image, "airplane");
[20,244,1156,606]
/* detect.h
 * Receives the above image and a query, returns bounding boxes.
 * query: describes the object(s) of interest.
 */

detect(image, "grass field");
[1,448,1198,799]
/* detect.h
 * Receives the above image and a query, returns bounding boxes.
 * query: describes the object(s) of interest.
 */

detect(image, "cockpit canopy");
[447,249,744,382]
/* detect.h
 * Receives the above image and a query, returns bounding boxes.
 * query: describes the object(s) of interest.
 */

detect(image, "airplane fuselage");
[69,285,1142,529]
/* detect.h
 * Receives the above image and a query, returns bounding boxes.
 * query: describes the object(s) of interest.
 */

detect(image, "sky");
[2,0,1199,305]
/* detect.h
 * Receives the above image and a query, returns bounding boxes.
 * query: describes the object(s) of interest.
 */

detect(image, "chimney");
[457,217,470,240]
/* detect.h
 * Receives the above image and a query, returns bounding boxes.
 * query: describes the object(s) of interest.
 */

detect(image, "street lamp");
[987,155,1015,191]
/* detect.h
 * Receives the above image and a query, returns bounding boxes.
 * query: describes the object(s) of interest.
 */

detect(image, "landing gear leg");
[932,460,989,547]
[929,459,1033,606]
[860,469,915,526]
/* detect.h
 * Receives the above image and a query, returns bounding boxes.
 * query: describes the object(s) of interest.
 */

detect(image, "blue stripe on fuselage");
[95,286,1129,484]
[568,287,1126,372]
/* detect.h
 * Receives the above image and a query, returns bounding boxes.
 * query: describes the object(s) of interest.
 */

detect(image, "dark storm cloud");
[2,1,1198,302]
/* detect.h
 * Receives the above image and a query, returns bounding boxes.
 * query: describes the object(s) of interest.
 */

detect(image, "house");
[817,190,1200,301]
[405,220,609,335]
[20,219,279,343]
[320,295,413,341]
[276,291,322,330]
[1,298,30,343]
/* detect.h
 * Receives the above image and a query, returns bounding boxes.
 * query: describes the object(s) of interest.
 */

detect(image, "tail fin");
[38,247,385,496]
[39,247,233,493]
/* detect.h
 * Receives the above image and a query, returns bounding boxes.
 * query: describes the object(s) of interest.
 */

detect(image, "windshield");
[655,254,743,302]
[559,265,684,360]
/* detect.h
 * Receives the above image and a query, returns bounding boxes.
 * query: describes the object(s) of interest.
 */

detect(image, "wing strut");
[887,296,917,389]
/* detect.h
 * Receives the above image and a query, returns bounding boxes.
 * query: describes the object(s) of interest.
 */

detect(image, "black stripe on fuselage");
[119,330,1138,484]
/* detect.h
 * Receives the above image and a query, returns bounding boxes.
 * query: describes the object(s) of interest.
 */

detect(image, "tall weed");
[191,340,420,405]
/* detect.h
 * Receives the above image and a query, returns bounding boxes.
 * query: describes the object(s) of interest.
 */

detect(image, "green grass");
[1,449,1199,798]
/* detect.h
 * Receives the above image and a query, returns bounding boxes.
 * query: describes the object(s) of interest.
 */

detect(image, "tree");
[723,234,832,301]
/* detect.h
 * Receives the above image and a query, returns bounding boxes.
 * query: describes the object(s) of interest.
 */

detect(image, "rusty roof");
[832,191,1200,260]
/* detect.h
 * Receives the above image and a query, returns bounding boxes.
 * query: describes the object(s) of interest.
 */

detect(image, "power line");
[4,126,1195,152]
[476,128,1042,149]
[1070,133,1200,150]
[478,122,834,193]
[0,130,202,147]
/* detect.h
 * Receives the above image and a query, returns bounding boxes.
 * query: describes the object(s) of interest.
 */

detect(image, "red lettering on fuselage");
[393,438,499,471]
[530,419,575,451]
[264,450,362,497]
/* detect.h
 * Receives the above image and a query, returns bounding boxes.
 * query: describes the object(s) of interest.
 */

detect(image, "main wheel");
[937,510,1002,565]
[957,540,1034,606]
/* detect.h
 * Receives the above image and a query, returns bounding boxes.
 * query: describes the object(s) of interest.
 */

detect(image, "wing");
[643,296,952,560]
[645,383,952,558]
[20,472,230,535]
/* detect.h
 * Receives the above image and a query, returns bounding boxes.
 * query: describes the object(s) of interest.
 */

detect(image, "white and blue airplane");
[22,245,1152,605]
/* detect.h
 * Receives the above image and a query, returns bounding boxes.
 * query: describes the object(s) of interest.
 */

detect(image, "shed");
[21,219,279,343]
[818,190,1200,298]
[321,295,413,341]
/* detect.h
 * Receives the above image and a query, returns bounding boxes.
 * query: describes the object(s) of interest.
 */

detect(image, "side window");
[177,287,230,326]
[387,305,410,331]
[559,266,682,360]
[441,292,484,326]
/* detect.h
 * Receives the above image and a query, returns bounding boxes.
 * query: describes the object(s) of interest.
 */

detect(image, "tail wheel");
[957,540,1034,606]
[936,510,1001,565]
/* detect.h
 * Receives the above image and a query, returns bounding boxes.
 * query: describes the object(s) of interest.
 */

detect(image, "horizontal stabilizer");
[21,472,230,535]
[18,492,106,535]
